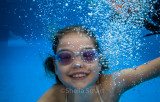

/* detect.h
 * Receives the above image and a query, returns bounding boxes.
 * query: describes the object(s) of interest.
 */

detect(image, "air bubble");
[79,6,82,9]
[133,66,137,70]
[118,82,121,86]
[88,12,93,16]
[117,72,121,76]
[71,45,74,48]
[65,3,68,6]
[144,62,148,65]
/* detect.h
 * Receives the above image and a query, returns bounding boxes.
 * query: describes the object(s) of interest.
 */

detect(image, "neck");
[66,84,99,102]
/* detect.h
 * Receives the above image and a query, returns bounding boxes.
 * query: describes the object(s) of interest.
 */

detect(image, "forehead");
[57,32,95,52]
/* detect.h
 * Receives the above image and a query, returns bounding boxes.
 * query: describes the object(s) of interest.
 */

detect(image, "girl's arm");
[113,57,160,94]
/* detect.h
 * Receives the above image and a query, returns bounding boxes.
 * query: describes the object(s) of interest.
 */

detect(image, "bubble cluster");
[36,0,144,70]
[14,0,157,71]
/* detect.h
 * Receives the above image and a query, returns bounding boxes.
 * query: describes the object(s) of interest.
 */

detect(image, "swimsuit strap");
[96,85,104,102]
[66,89,67,102]
[65,85,104,102]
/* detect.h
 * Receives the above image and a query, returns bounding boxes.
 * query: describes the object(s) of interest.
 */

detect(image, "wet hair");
[44,26,109,84]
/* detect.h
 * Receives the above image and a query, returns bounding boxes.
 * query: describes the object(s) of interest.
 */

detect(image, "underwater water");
[1,0,160,102]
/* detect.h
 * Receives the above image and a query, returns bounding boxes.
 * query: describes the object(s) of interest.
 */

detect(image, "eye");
[59,53,71,59]
[57,51,73,64]
[83,51,94,57]
[83,50,96,61]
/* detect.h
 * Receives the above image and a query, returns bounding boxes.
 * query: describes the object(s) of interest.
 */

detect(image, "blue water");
[1,0,160,102]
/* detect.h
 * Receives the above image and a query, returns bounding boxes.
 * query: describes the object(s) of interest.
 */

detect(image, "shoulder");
[99,74,123,95]
[37,84,66,102]
[99,74,121,101]
[99,74,113,85]
[99,74,116,91]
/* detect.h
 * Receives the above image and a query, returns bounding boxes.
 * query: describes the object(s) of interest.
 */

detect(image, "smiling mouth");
[69,72,90,80]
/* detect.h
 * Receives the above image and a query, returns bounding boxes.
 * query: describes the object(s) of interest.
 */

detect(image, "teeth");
[72,74,87,78]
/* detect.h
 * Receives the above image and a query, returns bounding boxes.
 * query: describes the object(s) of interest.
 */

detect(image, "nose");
[73,63,82,68]
[72,55,84,69]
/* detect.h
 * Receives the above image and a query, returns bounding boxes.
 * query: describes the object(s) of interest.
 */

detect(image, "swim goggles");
[55,49,98,65]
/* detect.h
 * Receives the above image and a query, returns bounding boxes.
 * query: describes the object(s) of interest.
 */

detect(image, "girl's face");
[54,32,101,89]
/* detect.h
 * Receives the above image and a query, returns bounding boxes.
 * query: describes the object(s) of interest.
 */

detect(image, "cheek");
[55,63,69,77]
[91,61,100,69]
[88,62,101,74]
[56,68,67,83]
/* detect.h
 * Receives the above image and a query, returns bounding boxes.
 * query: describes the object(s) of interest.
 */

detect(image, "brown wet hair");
[44,26,109,84]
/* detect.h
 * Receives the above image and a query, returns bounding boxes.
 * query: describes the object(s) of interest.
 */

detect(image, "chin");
[71,83,88,90]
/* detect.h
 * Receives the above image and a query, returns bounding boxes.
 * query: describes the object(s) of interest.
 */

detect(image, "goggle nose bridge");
[72,51,83,60]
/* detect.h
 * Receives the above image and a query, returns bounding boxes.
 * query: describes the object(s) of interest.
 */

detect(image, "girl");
[37,26,160,102]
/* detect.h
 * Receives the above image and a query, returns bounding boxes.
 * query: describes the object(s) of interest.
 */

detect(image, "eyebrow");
[57,47,95,53]
[83,47,95,50]
[56,48,70,53]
